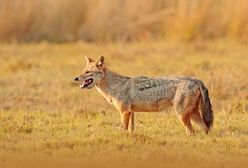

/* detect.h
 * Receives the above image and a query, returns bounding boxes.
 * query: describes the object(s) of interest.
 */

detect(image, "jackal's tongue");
[81,78,93,88]
[85,79,92,84]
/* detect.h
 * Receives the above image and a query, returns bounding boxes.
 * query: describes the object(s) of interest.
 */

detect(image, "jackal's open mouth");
[80,78,93,88]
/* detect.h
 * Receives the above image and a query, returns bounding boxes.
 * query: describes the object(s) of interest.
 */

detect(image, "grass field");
[0,40,248,168]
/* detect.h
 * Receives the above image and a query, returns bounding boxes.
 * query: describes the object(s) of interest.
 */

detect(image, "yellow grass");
[0,40,248,167]
[1,0,248,42]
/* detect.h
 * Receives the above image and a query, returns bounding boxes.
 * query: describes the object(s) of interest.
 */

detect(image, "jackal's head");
[74,56,106,89]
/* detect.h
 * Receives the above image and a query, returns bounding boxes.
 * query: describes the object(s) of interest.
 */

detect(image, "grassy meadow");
[0,40,248,168]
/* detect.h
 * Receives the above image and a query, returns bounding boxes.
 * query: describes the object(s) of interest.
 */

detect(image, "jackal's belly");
[131,98,173,112]
[130,85,176,112]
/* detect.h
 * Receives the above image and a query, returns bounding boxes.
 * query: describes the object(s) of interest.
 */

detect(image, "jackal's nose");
[74,77,79,81]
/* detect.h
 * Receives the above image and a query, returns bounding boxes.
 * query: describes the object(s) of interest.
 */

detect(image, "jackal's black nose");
[74,77,79,81]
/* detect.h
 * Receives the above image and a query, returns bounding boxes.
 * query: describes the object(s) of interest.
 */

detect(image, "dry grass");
[0,40,248,167]
[1,0,248,42]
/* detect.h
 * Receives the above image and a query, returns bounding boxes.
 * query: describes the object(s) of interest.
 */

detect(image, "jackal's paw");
[186,130,196,136]
[128,129,134,135]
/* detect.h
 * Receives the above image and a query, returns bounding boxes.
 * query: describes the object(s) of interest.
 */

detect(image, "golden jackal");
[75,56,213,134]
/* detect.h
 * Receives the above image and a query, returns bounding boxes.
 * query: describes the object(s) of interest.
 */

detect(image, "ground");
[0,40,248,168]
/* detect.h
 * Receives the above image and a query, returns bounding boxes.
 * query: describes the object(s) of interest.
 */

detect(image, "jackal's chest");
[96,87,113,104]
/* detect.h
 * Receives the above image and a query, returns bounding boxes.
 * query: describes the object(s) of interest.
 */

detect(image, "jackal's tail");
[197,81,214,132]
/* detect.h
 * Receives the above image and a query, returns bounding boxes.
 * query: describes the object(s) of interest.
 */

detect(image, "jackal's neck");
[95,68,129,97]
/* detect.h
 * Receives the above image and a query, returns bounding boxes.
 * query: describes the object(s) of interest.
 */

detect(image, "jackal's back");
[128,76,200,111]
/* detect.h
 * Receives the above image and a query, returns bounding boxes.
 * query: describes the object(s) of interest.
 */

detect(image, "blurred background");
[0,0,248,43]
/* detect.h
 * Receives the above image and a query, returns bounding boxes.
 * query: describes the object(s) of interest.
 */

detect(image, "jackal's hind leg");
[174,100,195,134]
[179,113,195,135]
[174,87,200,134]
[120,111,131,131]
[191,111,209,134]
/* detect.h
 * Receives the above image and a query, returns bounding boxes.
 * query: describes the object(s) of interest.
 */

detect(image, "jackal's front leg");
[129,112,135,133]
[120,111,131,131]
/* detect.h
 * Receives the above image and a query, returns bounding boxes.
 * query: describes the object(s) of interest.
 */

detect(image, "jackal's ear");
[85,56,94,64]
[96,56,105,67]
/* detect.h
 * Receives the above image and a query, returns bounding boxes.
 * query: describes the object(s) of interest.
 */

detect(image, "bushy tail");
[197,81,214,131]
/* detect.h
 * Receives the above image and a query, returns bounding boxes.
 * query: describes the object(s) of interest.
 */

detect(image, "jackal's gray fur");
[75,56,214,134]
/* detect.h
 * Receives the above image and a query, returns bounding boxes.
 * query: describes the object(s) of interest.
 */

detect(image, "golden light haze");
[0,0,248,42]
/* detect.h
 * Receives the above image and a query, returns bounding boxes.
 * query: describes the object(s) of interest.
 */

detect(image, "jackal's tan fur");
[75,56,213,134]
